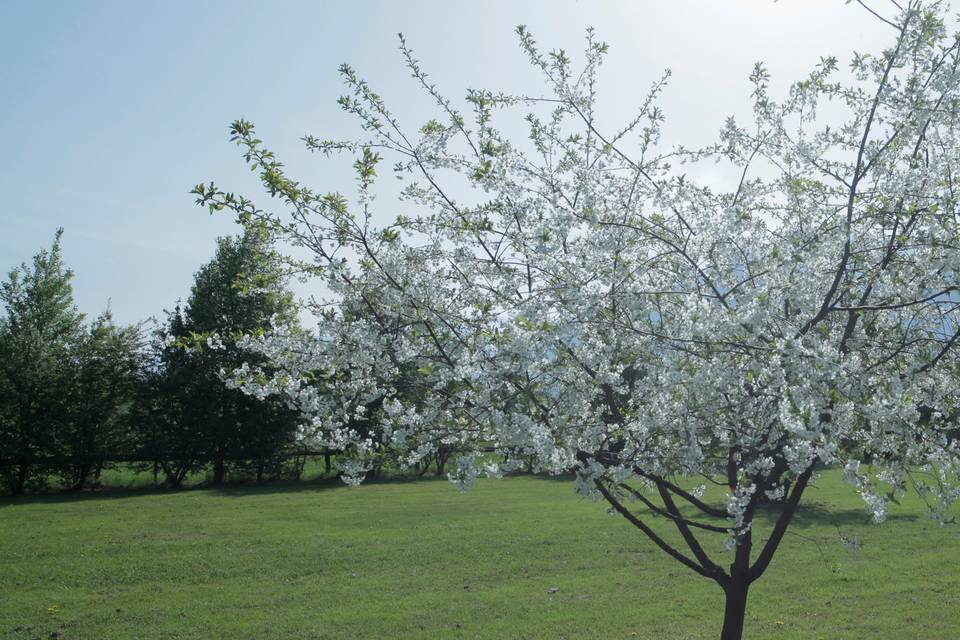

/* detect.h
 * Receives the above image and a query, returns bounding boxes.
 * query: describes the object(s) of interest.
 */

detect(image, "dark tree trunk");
[161,461,187,488]
[256,461,264,484]
[212,449,226,484]
[324,452,331,474]
[73,464,90,491]
[720,580,749,640]
[417,456,431,477]
[13,461,29,496]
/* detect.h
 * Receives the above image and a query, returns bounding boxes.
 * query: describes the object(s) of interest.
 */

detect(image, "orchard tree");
[196,2,960,638]
[0,229,84,495]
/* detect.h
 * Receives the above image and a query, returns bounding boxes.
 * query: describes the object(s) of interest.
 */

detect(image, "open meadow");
[2,470,959,639]
[6,3,960,640]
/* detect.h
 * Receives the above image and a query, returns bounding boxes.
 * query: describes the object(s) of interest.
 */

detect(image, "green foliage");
[0,229,84,495]
[143,224,301,486]
[0,231,146,493]
[60,311,144,489]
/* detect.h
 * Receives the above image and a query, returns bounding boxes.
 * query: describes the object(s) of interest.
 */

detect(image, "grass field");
[2,471,959,639]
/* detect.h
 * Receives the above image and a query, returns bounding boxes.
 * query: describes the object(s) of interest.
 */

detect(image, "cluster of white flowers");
[727,484,757,533]
[197,2,960,589]
[446,454,501,491]
[337,458,371,488]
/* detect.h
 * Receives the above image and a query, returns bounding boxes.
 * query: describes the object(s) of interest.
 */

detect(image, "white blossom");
[197,3,960,625]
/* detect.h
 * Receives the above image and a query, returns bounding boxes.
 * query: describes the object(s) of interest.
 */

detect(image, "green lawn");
[2,471,959,639]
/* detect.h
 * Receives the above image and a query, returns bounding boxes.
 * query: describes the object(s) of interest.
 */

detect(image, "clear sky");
[1,1,893,326]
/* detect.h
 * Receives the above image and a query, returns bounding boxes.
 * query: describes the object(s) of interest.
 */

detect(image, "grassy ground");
[2,471,959,639]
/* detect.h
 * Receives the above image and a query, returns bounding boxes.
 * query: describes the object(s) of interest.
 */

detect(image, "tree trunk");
[212,448,226,484]
[73,463,90,491]
[720,581,749,640]
[324,452,331,474]
[435,450,447,476]
[13,461,29,496]
[417,456,431,477]
[174,466,188,488]
[162,461,186,488]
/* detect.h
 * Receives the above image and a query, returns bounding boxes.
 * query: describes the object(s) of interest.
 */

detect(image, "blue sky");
[1,1,891,326]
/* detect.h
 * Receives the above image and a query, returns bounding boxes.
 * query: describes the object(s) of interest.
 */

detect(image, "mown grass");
[2,470,959,639]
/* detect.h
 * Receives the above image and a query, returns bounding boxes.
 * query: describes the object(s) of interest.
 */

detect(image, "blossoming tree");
[194,2,960,637]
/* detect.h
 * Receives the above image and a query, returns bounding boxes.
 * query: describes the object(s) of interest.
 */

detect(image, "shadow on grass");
[755,500,919,529]
[524,471,578,482]
[3,472,925,532]
[205,472,457,498]
[0,472,466,506]
[0,483,203,506]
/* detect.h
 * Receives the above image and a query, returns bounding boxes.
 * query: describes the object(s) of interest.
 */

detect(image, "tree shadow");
[205,472,453,497]
[526,471,578,482]
[0,483,204,506]
[0,472,460,506]
[754,500,919,529]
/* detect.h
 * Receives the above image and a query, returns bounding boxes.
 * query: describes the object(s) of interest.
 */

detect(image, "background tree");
[197,2,960,638]
[136,305,206,488]
[60,310,143,489]
[150,225,300,485]
[0,229,84,495]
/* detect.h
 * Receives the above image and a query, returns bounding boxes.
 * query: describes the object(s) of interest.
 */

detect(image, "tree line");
[0,226,305,495]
